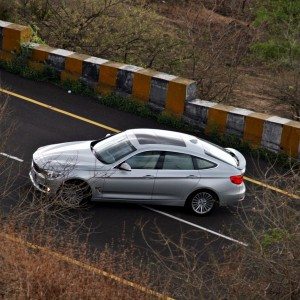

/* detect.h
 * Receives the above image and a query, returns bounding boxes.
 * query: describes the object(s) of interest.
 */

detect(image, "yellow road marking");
[0,88,170,298]
[244,176,300,199]
[0,88,120,133]
[1,87,299,200]
[1,233,173,300]
[0,85,299,296]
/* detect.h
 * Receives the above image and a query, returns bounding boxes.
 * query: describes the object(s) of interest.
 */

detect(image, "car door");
[152,152,200,204]
[101,151,161,201]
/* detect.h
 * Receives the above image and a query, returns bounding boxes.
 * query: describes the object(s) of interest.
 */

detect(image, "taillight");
[230,175,243,185]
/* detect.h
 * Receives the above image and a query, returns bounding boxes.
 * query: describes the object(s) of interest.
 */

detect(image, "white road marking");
[142,205,249,247]
[0,152,24,162]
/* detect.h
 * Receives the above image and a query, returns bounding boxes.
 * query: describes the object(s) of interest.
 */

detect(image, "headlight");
[45,170,62,179]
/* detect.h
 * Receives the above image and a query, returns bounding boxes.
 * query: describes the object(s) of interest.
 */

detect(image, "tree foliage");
[2,0,180,71]
[251,0,300,65]
[1,0,298,115]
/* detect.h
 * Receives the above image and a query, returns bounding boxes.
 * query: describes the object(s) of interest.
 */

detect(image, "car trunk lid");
[225,148,246,174]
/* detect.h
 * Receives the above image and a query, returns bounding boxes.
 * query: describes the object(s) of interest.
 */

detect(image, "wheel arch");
[57,177,92,194]
[185,188,220,207]
[60,177,90,185]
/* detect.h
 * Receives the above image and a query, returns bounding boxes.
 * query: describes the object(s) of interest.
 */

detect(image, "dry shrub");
[202,0,254,18]
[0,87,16,155]
[5,0,180,70]
[157,2,255,102]
[0,181,169,298]
[1,0,255,103]
[0,84,169,299]
[268,69,300,120]
[0,170,168,298]
[141,164,300,299]
[0,228,157,299]
[1,80,299,299]
[2,0,295,115]
[0,88,19,200]
[0,0,16,20]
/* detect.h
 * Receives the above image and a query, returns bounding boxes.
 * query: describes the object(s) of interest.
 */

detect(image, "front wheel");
[56,181,92,208]
[187,190,217,216]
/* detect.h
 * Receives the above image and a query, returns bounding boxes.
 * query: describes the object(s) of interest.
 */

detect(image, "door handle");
[143,175,154,179]
[186,175,198,178]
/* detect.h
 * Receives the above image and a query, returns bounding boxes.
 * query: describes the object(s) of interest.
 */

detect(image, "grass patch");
[0,225,162,299]
[98,93,155,118]
[61,79,96,97]
[261,228,290,249]
[0,46,59,83]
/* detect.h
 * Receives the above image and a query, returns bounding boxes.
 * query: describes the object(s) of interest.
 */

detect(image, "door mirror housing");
[118,162,131,171]
[105,133,112,138]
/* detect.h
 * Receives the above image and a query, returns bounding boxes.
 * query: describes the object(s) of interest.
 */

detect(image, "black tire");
[186,190,218,216]
[56,180,92,208]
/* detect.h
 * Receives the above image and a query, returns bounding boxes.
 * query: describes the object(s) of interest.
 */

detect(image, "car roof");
[124,128,237,167]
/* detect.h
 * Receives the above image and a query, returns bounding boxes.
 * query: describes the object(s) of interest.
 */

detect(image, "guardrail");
[0,20,299,158]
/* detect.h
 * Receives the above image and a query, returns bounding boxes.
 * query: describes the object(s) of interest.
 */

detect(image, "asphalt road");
[0,69,285,258]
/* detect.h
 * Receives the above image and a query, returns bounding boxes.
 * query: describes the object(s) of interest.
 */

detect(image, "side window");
[195,157,217,169]
[126,151,161,169]
[163,152,194,170]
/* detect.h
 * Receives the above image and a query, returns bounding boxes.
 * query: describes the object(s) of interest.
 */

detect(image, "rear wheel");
[187,190,217,216]
[56,180,92,208]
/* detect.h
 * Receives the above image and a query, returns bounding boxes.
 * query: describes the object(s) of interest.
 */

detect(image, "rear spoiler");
[225,148,246,174]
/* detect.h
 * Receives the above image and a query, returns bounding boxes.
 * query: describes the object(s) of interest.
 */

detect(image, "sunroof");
[135,133,186,147]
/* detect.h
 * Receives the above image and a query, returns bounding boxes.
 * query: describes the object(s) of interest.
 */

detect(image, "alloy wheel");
[191,191,215,215]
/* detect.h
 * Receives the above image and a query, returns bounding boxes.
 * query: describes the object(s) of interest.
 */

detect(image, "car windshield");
[93,133,136,164]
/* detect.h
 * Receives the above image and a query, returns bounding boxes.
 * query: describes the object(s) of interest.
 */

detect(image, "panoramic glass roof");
[135,133,186,147]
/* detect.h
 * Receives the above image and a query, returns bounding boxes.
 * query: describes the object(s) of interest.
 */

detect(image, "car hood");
[33,140,103,170]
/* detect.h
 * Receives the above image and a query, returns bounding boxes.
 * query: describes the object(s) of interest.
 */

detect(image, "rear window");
[194,157,217,169]
[198,138,237,167]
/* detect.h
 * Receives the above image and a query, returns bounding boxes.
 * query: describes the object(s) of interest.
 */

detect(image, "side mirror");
[105,133,112,138]
[118,162,131,171]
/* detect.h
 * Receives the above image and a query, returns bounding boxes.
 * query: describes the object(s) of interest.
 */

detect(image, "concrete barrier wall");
[26,42,197,115]
[184,100,300,158]
[0,20,299,158]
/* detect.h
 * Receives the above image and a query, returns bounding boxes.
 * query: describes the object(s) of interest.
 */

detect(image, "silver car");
[29,129,246,215]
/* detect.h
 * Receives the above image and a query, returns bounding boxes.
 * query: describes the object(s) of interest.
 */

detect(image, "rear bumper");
[219,183,246,206]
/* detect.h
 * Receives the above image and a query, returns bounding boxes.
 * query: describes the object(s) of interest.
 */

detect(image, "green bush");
[97,93,154,119]
[252,0,300,65]
[157,112,190,132]
[61,80,95,97]
[261,228,290,249]
[0,0,16,20]
[251,40,300,62]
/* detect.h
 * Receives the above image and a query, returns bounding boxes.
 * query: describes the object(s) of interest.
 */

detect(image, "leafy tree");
[251,0,300,65]
[2,0,180,71]
[0,0,17,20]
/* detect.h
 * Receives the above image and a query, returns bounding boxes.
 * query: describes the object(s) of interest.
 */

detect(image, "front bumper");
[29,170,49,193]
[29,168,60,194]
